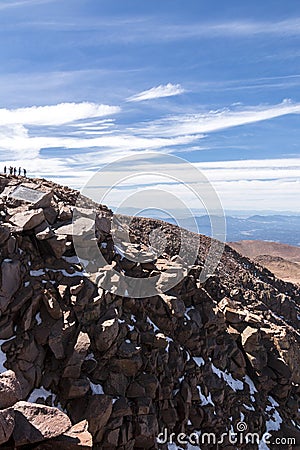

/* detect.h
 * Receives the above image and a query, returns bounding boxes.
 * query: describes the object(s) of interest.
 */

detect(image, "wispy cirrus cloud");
[1,99,300,162]
[127,83,185,102]
[136,99,300,137]
[11,17,300,39]
[0,102,120,126]
[0,0,56,10]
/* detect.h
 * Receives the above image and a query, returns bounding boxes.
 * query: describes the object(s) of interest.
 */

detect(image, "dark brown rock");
[84,395,113,443]
[0,370,22,409]
[13,401,72,446]
[35,420,93,449]
[0,408,14,445]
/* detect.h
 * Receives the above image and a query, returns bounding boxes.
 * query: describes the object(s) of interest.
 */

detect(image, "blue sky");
[0,0,299,213]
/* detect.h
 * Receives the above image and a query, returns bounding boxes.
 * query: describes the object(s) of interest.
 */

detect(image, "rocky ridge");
[0,175,300,448]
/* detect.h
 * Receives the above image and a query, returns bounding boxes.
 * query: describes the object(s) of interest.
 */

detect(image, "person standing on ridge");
[4,166,6,175]
[23,168,27,177]
[13,167,17,176]
[18,167,21,176]
[9,166,13,175]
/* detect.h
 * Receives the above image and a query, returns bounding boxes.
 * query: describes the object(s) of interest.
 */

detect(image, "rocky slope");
[229,240,300,285]
[0,175,300,449]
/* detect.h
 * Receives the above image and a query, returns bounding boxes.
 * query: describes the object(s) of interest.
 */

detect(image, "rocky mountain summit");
[0,175,300,449]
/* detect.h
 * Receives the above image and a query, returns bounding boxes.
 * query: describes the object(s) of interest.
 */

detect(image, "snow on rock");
[197,385,214,406]
[35,312,42,325]
[244,375,257,402]
[193,357,205,367]
[147,317,159,332]
[30,269,45,276]
[90,381,104,395]
[211,363,244,391]
[27,386,53,403]
[265,396,282,432]
[0,340,7,372]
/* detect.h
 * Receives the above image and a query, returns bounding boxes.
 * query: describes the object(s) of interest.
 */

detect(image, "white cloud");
[81,158,300,213]
[0,0,56,10]
[136,99,300,136]
[0,99,299,212]
[127,83,185,102]
[0,102,120,126]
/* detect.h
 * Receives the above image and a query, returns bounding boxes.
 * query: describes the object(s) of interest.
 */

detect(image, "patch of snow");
[130,314,137,323]
[27,386,53,403]
[118,319,125,324]
[35,313,42,325]
[0,340,7,373]
[114,245,125,260]
[156,333,173,351]
[147,317,159,332]
[193,357,205,367]
[265,396,282,432]
[258,442,270,450]
[24,281,30,287]
[197,385,214,406]
[128,324,134,331]
[46,268,87,278]
[30,269,45,276]
[244,375,257,402]
[101,242,107,249]
[125,339,131,344]
[85,352,96,361]
[243,403,255,411]
[3,258,12,262]
[211,363,244,391]
[90,381,104,395]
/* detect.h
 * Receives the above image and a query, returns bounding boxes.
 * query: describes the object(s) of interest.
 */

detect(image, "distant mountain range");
[159,215,300,247]
[229,240,300,285]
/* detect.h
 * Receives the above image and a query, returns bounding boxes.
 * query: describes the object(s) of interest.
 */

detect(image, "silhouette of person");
[23,168,27,177]
[18,167,21,176]
[13,167,17,176]
[9,166,13,175]
[4,166,6,175]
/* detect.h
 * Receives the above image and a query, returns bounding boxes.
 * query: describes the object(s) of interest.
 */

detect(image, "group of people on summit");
[3,166,27,177]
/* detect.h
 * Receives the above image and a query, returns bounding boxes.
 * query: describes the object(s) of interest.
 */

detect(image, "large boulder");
[34,420,93,449]
[10,208,45,230]
[0,370,22,409]
[12,401,72,446]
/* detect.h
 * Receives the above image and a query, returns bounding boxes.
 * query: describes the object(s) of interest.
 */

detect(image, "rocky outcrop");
[0,175,299,448]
